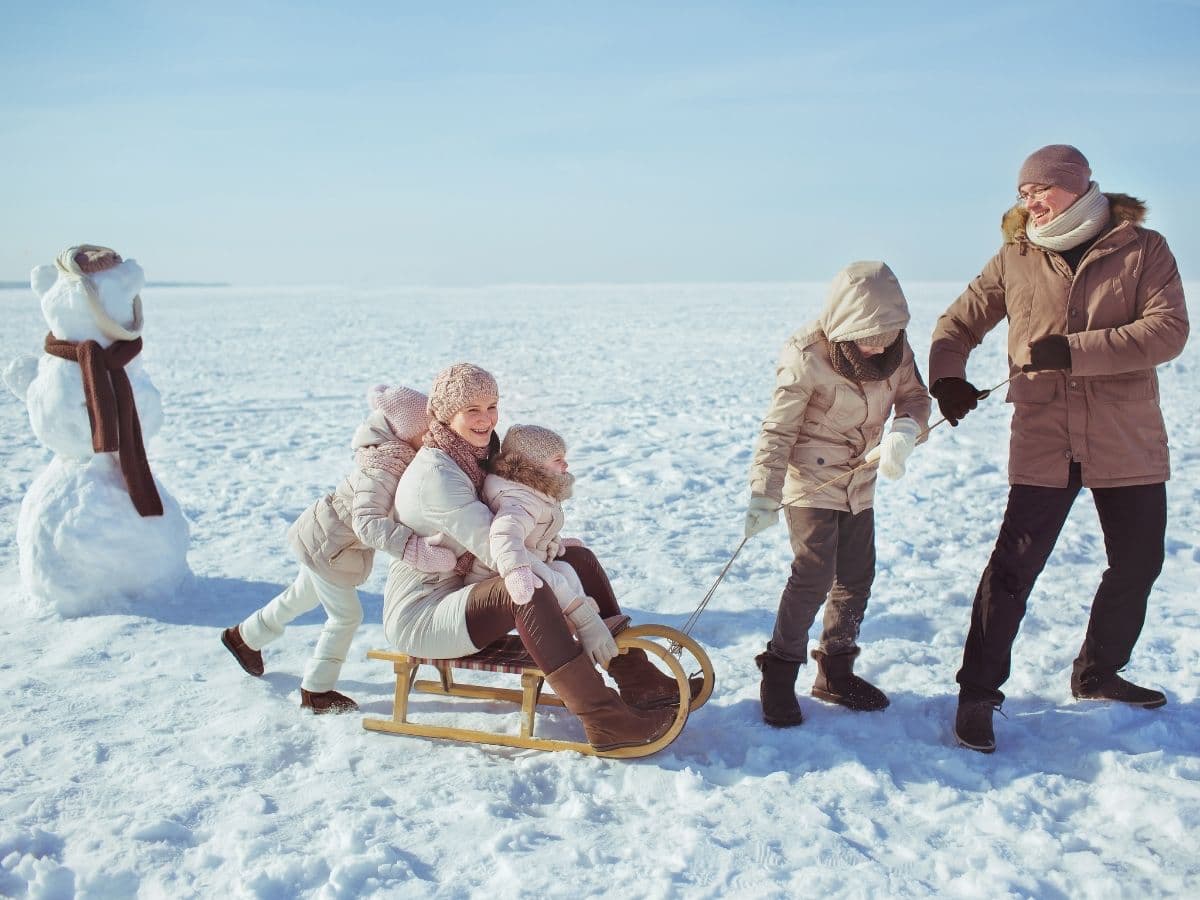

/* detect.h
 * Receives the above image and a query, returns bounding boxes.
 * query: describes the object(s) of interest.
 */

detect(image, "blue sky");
[2,1,1197,286]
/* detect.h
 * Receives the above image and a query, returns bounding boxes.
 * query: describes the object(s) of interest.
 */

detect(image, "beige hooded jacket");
[748,261,931,514]
[929,194,1188,488]
[287,409,415,588]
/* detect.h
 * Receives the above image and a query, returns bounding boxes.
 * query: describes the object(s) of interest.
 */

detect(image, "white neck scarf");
[1025,182,1111,252]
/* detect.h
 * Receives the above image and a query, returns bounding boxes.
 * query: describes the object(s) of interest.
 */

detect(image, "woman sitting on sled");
[381,362,684,752]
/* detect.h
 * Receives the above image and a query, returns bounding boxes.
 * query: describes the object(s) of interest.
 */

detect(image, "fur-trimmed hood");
[1001,193,1147,244]
[489,453,575,502]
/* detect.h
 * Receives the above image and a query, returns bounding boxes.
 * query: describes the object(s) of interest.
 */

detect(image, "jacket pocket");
[1087,372,1156,403]
[790,442,854,468]
[1006,374,1058,404]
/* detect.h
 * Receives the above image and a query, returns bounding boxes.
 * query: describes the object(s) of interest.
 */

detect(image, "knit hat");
[1018,144,1091,196]
[427,363,499,423]
[367,384,429,443]
[62,245,123,275]
[500,425,567,463]
[853,329,901,348]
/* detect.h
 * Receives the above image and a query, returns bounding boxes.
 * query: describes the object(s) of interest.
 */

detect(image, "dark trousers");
[463,546,622,674]
[957,463,1166,705]
[770,506,876,663]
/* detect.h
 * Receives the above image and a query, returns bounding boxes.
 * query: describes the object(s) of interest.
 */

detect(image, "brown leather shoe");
[547,654,674,751]
[606,647,703,709]
[221,626,264,677]
[1071,673,1166,709]
[300,689,359,714]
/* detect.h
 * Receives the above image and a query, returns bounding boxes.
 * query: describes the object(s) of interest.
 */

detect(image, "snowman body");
[5,251,190,616]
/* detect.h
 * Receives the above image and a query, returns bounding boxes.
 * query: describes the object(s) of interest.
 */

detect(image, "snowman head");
[31,245,146,345]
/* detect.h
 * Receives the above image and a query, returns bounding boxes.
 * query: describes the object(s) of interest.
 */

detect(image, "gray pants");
[769,506,875,663]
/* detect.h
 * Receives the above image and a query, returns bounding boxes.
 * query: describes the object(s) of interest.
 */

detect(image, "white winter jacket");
[288,409,415,587]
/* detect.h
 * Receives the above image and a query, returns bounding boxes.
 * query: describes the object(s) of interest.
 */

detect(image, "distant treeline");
[0,281,230,290]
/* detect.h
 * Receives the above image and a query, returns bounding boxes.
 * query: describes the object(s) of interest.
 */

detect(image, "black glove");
[1022,335,1071,372]
[930,377,983,427]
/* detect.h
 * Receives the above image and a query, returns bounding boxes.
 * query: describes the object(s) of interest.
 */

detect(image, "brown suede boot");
[811,649,889,712]
[755,650,804,727]
[546,653,675,751]
[221,626,264,677]
[606,647,703,709]
[300,688,359,714]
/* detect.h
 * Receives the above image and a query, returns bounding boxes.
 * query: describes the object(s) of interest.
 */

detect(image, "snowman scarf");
[43,334,164,517]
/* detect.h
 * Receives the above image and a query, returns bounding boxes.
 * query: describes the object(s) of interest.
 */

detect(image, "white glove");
[744,496,780,539]
[503,566,543,606]
[567,602,618,668]
[877,417,921,480]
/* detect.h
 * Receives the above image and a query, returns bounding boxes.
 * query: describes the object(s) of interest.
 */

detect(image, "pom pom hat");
[427,363,499,423]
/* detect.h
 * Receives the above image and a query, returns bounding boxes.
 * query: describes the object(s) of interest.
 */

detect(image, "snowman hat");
[55,244,144,342]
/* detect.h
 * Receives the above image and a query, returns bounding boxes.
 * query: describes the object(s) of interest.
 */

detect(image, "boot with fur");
[547,653,675,751]
[606,647,704,709]
[755,650,804,727]
[811,648,889,711]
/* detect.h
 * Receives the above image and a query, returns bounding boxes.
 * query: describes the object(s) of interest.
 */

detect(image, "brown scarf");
[828,333,905,383]
[43,334,163,517]
[423,419,494,576]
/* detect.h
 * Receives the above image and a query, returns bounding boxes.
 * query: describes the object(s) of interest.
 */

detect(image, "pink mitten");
[503,566,543,606]
[402,534,458,574]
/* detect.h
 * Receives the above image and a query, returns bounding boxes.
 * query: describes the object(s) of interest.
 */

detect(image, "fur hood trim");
[490,453,575,502]
[1001,192,1147,244]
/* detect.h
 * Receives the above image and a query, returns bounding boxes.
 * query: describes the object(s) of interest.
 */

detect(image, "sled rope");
[671,372,1019,653]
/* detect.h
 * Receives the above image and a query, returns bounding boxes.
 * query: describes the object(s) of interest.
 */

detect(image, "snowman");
[3,245,190,617]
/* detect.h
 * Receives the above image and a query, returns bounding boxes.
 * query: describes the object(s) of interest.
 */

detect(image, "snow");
[2,280,1198,898]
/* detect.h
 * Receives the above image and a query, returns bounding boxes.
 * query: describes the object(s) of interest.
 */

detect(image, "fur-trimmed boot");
[606,647,703,709]
[755,650,804,727]
[811,648,889,712]
[300,688,359,714]
[547,653,675,751]
[221,625,264,677]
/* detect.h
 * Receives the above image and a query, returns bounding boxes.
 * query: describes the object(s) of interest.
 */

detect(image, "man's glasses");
[1016,185,1053,204]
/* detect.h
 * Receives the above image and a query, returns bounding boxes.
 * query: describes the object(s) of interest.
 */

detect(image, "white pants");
[239,567,363,693]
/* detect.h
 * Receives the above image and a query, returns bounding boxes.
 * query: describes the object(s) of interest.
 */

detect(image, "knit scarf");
[423,419,492,576]
[828,333,904,383]
[43,334,163,517]
[1026,182,1111,252]
[355,441,417,477]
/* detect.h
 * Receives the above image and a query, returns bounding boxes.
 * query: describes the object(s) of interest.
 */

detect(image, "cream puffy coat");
[287,409,414,588]
[929,195,1189,488]
[383,446,499,658]
[749,261,932,514]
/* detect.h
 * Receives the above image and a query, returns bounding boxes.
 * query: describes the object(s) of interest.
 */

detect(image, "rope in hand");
[669,372,1019,654]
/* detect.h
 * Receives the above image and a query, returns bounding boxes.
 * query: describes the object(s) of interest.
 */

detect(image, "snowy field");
[2,279,1198,899]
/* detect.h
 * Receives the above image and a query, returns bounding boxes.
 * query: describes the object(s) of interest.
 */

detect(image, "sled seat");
[363,618,713,758]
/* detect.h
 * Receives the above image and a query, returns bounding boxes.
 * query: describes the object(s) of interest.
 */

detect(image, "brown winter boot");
[546,653,676,751]
[1071,673,1166,708]
[811,649,889,712]
[606,647,704,709]
[221,626,264,677]
[755,650,804,727]
[300,688,359,714]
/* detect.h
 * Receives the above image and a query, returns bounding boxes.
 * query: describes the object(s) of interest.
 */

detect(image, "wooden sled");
[363,618,715,758]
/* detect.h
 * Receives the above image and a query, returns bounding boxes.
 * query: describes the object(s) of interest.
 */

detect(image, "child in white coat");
[467,425,618,668]
[222,384,456,713]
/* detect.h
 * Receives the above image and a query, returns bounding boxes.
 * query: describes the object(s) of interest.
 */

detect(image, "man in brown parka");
[928,145,1189,753]
[746,261,930,726]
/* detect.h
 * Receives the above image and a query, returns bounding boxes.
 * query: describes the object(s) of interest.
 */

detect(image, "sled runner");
[363,618,715,758]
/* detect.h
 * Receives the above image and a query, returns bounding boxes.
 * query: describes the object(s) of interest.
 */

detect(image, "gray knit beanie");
[500,425,566,463]
[1018,144,1091,196]
[427,363,499,423]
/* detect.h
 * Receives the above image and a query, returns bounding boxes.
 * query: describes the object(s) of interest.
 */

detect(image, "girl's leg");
[300,569,364,693]
[239,568,323,650]
[819,508,875,655]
